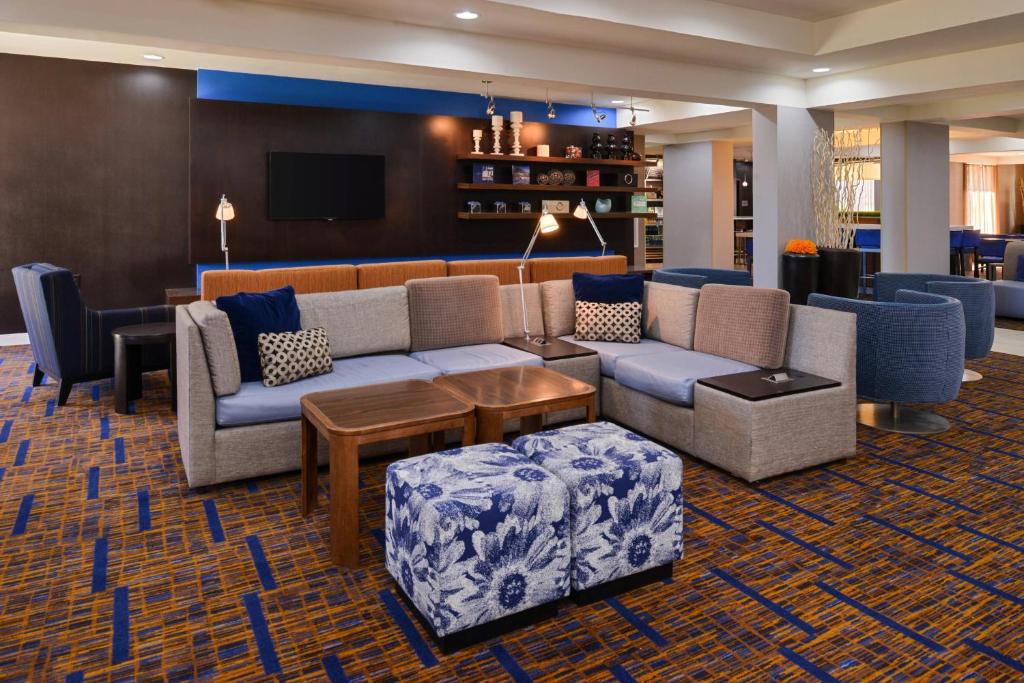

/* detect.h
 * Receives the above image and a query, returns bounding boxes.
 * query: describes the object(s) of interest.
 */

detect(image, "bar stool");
[855,228,881,295]
[960,229,981,277]
[949,229,964,275]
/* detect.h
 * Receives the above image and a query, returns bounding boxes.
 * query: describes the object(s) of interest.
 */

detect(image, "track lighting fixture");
[545,89,556,119]
[591,93,606,123]
[481,80,495,116]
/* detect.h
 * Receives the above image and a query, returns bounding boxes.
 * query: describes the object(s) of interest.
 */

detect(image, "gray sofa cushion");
[994,280,1024,318]
[557,335,680,377]
[541,279,575,337]
[615,349,758,407]
[215,354,439,427]
[407,275,503,351]
[186,301,241,397]
[410,343,543,375]
[499,283,544,339]
[643,281,699,349]
[297,287,410,359]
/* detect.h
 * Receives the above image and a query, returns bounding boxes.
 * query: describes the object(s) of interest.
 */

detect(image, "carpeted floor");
[996,316,1024,331]
[2,346,1024,681]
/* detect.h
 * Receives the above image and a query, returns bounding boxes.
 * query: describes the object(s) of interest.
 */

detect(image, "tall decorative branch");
[811,128,868,249]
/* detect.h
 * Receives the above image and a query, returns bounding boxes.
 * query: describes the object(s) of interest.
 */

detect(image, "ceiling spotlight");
[455,10,479,20]
[481,80,495,116]
[812,67,831,73]
[591,93,606,124]
[545,89,556,119]
[142,53,164,61]
[741,176,749,188]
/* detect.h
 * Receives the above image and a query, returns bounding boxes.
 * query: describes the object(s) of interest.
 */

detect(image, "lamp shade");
[572,202,589,220]
[216,199,235,221]
[538,211,560,234]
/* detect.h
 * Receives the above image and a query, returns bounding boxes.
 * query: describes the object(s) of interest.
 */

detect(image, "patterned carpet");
[2,345,1024,682]
[996,316,1024,331]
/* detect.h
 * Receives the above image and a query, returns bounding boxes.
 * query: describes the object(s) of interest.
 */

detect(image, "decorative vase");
[491,115,503,155]
[471,129,483,154]
[605,134,618,160]
[509,111,524,156]
[817,247,860,299]
[594,198,612,214]
[781,253,820,306]
[590,133,604,159]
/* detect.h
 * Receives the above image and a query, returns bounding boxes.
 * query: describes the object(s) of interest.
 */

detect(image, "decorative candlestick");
[491,115,504,155]
[509,111,524,156]
[471,129,483,154]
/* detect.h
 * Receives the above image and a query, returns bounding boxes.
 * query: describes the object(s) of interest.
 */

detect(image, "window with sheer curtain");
[965,164,998,233]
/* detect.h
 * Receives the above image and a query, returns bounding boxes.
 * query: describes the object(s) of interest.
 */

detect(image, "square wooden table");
[433,365,597,444]
[300,380,476,569]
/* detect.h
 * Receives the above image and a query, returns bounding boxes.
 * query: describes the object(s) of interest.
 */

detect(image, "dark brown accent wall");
[0,54,195,333]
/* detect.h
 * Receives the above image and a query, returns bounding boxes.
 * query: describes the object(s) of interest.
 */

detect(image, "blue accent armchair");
[874,272,994,381]
[12,264,173,405]
[653,267,752,289]
[808,290,965,434]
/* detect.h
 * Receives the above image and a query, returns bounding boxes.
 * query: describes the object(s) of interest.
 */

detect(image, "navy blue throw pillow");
[1017,255,1024,281]
[216,286,302,383]
[572,272,645,304]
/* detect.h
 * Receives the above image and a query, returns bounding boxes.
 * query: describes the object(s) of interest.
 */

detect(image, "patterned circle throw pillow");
[574,301,642,343]
[257,327,333,387]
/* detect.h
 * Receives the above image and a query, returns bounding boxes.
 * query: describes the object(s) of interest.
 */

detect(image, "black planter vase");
[817,247,860,299]
[781,253,820,305]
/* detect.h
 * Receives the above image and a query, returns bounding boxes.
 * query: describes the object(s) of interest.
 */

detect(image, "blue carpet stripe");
[91,537,108,593]
[91,385,100,402]
[862,514,971,563]
[242,592,281,675]
[753,488,834,527]
[114,437,125,465]
[0,419,11,443]
[606,597,668,647]
[203,499,225,543]
[608,663,637,682]
[100,417,110,440]
[913,433,970,454]
[12,493,34,536]
[21,387,32,402]
[708,567,816,636]
[756,520,853,570]
[86,466,100,500]
[0,467,5,485]
[816,581,945,653]
[27,363,33,374]
[867,453,955,483]
[963,638,1024,674]
[821,467,870,488]
[15,440,30,466]
[883,479,981,515]
[372,528,386,549]
[948,417,1024,449]
[246,535,277,590]
[985,445,1024,462]
[112,587,131,664]
[491,644,532,683]
[974,472,1024,492]
[137,489,151,532]
[246,480,258,493]
[683,501,733,530]
[948,569,1024,607]
[379,588,437,667]
[65,672,83,683]
[322,654,349,682]
[778,646,840,682]
[957,523,1024,554]
[44,399,55,417]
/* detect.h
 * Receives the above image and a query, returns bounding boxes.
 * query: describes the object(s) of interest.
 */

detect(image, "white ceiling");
[712,0,893,20]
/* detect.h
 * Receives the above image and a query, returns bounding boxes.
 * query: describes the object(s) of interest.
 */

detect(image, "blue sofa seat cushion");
[614,349,758,407]
[557,335,680,377]
[409,343,543,375]
[994,280,1024,319]
[215,354,440,427]
[216,285,301,383]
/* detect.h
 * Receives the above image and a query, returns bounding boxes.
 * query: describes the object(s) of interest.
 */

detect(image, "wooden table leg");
[114,336,130,415]
[585,396,597,423]
[301,415,318,516]
[408,433,431,456]
[329,434,360,569]
[477,411,506,444]
[462,414,476,447]
[519,413,543,436]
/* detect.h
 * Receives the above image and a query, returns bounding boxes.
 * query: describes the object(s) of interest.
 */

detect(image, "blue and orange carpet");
[2,344,1024,681]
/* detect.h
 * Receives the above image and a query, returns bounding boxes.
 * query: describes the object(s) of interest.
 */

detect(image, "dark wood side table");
[697,368,840,401]
[300,380,476,569]
[165,287,200,307]
[112,322,176,415]
[434,365,596,444]
[502,336,598,361]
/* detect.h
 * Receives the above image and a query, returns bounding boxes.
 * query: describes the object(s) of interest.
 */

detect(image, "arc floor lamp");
[215,195,235,270]
[518,210,560,341]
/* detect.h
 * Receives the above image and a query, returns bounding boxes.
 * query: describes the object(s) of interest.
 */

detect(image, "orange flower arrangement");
[785,239,818,255]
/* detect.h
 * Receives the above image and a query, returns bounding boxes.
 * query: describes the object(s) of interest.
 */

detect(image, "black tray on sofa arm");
[697,369,840,402]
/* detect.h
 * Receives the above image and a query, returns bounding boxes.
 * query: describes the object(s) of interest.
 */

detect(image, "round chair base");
[962,369,983,383]
[857,403,950,435]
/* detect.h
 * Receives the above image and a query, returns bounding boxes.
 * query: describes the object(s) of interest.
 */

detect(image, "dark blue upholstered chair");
[874,272,994,382]
[854,228,881,294]
[12,264,173,405]
[976,238,1007,279]
[808,290,965,434]
[653,267,752,289]
[960,229,982,276]
[949,229,964,275]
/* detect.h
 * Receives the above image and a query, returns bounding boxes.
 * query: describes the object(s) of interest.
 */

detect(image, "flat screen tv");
[267,152,385,220]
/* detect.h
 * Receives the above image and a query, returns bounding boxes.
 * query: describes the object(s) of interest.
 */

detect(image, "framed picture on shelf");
[542,199,570,214]
[586,169,600,187]
[472,163,495,184]
[631,194,649,213]
[512,165,531,185]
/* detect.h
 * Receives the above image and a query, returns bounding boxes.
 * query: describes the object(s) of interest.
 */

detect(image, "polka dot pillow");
[257,327,333,387]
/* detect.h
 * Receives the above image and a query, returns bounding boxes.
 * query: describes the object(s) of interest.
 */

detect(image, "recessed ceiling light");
[812,67,830,73]
[454,10,479,20]
[142,53,164,61]
[611,100,625,104]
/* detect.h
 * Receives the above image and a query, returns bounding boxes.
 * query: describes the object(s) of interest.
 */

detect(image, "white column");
[752,106,834,287]
[662,140,735,269]
[880,121,950,273]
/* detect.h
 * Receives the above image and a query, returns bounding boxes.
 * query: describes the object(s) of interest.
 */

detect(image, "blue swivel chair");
[12,264,173,405]
[808,290,965,434]
[653,267,752,289]
[874,272,994,382]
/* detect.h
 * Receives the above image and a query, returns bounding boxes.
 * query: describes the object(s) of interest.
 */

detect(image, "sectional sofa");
[177,274,856,487]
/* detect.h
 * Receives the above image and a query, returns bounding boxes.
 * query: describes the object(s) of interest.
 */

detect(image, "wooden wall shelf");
[457,153,656,167]
[457,183,651,194]
[457,211,656,221]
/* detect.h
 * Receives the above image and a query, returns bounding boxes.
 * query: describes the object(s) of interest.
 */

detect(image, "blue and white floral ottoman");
[513,422,683,601]
[385,443,571,651]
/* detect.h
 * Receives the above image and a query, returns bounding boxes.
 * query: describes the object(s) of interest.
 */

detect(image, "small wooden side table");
[112,322,176,415]
[434,366,596,444]
[300,380,476,569]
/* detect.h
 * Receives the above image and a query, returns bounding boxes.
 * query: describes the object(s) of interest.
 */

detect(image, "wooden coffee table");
[434,366,596,444]
[300,380,476,569]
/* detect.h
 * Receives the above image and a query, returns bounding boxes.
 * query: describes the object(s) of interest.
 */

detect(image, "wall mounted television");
[267,152,385,220]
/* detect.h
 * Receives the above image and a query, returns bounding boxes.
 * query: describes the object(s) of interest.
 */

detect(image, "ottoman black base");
[571,563,673,606]
[394,583,559,655]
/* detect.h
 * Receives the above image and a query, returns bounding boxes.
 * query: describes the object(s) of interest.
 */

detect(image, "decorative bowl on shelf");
[548,169,564,185]
[595,198,613,214]
[563,170,577,185]
[565,145,582,159]
[537,172,550,185]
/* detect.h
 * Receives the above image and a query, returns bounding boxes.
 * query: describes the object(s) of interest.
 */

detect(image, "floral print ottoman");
[513,422,683,595]
[384,443,571,646]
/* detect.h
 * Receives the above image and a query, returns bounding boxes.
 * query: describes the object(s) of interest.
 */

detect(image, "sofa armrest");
[176,305,217,487]
[784,305,856,387]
